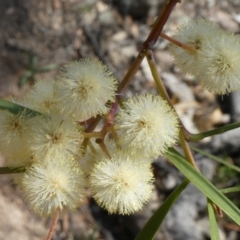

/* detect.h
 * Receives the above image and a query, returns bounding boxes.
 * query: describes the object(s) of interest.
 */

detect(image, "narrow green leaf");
[221,186,240,194]
[191,145,240,173]
[189,121,240,141]
[135,179,189,240]
[208,200,221,240]
[0,166,25,174]
[0,99,40,116]
[166,148,240,225]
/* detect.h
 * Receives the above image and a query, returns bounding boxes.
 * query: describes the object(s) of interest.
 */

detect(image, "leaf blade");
[208,200,221,240]
[135,179,189,240]
[0,99,41,117]
[166,148,240,225]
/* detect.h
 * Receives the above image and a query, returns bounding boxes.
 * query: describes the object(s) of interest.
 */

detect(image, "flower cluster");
[169,18,240,95]
[0,58,179,217]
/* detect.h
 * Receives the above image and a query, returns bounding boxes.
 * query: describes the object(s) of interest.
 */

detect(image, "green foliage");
[208,200,221,240]
[0,99,40,116]
[135,179,189,240]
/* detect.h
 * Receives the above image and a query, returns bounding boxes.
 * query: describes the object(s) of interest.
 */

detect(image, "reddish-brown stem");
[81,0,181,144]
[101,100,119,137]
[143,0,181,49]
[107,101,118,124]
[85,115,102,133]
[46,208,60,240]
[160,33,197,52]
[117,50,146,94]
[118,0,180,94]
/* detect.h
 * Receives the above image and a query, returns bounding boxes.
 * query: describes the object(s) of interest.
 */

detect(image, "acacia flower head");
[90,150,154,215]
[24,80,60,114]
[169,18,222,76]
[55,58,117,121]
[0,109,31,155]
[115,94,179,157]
[28,115,83,159]
[199,33,240,94]
[22,157,86,216]
[4,146,34,169]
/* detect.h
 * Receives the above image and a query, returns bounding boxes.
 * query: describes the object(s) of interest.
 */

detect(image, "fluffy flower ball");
[55,58,117,121]
[169,18,240,94]
[22,157,86,216]
[0,109,30,155]
[28,115,83,160]
[24,80,60,114]
[90,151,154,214]
[169,18,222,76]
[115,94,179,157]
[199,33,240,94]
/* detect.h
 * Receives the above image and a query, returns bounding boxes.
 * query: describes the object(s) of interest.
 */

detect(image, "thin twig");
[118,0,181,94]
[96,138,111,159]
[117,50,146,94]
[179,133,199,170]
[145,49,190,140]
[46,208,60,240]
[160,33,197,52]
[145,49,198,169]
[83,132,102,138]
[143,0,181,49]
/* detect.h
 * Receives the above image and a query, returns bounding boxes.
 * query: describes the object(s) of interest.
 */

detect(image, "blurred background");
[1,0,240,239]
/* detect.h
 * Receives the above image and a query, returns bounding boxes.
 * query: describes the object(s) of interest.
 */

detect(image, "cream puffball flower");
[169,18,240,94]
[4,146,34,168]
[199,33,240,94]
[115,94,179,157]
[24,80,60,114]
[28,115,83,159]
[55,58,117,121]
[0,109,30,155]
[90,151,154,215]
[169,18,222,76]
[22,157,86,216]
